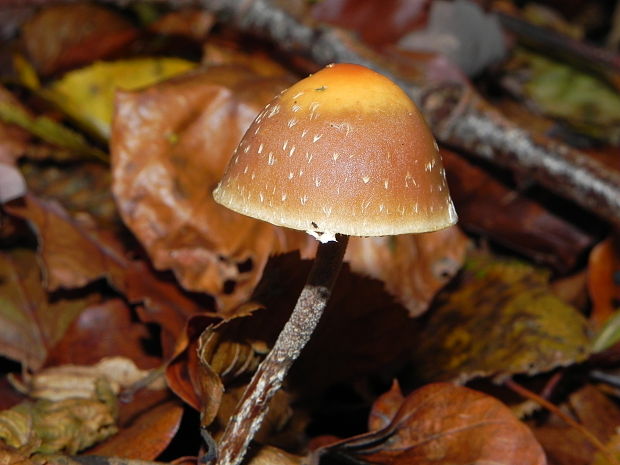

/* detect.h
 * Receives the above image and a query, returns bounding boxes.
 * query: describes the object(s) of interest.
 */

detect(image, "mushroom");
[212,63,457,465]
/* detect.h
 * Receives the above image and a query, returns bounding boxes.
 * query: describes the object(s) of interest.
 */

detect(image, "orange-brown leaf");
[0,248,95,370]
[21,4,138,76]
[111,65,314,314]
[87,401,184,460]
[314,382,546,465]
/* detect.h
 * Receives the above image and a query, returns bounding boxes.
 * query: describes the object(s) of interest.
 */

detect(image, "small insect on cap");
[213,63,457,242]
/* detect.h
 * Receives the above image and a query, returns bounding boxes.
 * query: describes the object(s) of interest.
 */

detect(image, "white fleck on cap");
[213,63,457,239]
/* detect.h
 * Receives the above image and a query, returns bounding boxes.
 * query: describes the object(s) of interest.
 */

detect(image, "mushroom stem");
[215,235,350,465]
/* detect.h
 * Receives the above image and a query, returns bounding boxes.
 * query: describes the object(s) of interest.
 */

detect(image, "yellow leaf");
[47,58,196,139]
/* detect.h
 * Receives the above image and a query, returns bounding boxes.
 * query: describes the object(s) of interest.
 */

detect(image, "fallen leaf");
[0,379,117,455]
[21,3,138,76]
[20,356,164,402]
[367,380,404,432]
[0,248,95,370]
[44,298,161,369]
[166,315,221,416]
[48,57,196,139]
[4,194,210,354]
[86,401,183,460]
[149,9,215,41]
[530,384,620,465]
[311,0,430,47]
[346,227,468,316]
[111,65,313,314]
[502,49,620,144]
[245,445,301,465]
[312,382,546,465]
[411,251,591,383]
[0,93,107,162]
[4,194,125,291]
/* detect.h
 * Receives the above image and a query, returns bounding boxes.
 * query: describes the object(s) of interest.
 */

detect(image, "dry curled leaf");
[19,356,164,402]
[412,251,591,383]
[313,382,546,465]
[0,379,117,456]
[111,65,314,314]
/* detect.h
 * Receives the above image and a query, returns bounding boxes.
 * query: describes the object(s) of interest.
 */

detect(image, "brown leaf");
[111,65,314,314]
[311,0,430,46]
[165,313,302,446]
[530,384,620,465]
[87,401,184,460]
[166,315,220,413]
[442,149,594,272]
[313,382,546,465]
[346,227,468,317]
[0,248,95,370]
[367,380,404,432]
[45,299,161,369]
[5,194,125,291]
[569,385,620,447]
[149,9,215,41]
[21,4,138,76]
[5,193,211,355]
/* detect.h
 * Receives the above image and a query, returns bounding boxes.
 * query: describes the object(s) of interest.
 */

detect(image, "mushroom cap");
[213,63,457,240]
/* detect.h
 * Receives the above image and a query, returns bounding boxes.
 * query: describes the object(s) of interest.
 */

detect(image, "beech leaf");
[0,248,94,370]
[111,65,314,313]
[412,252,591,383]
[313,382,546,465]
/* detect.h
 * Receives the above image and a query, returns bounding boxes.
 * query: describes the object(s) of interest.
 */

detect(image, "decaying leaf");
[502,49,620,144]
[17,356,164,402]
[312,382,546,465]
[21,3,138,76]
[346,226,468,317]
[0,97,107,162]
[0,248,95,370]
[532,383,620,465]
[0,379,117,455]
[411,251,591,383]
[111,65,314,313]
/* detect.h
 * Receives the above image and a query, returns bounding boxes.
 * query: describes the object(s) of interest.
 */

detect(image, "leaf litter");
[0,2,619,465]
